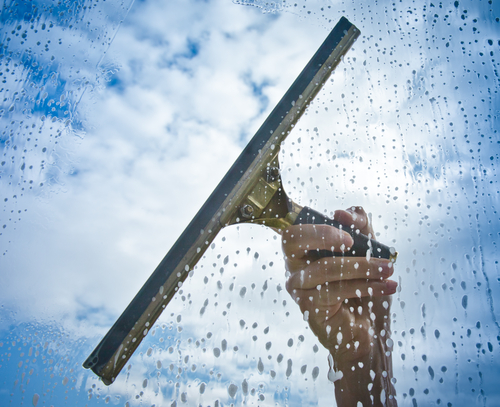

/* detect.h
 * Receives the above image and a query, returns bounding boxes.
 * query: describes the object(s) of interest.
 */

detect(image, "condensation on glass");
[1,0,499,406]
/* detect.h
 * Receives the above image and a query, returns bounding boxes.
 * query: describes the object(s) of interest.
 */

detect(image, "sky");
[1,0,500,406]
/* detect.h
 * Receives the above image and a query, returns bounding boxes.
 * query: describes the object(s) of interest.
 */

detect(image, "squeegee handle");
[293,206,396,260]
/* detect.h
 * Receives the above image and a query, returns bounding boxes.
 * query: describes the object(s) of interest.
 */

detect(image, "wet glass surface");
[1,0,499,406]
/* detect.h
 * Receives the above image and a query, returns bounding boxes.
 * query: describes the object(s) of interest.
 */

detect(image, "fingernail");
[385,280,398,294]
[340,233,354,250]
[371,258,393,277]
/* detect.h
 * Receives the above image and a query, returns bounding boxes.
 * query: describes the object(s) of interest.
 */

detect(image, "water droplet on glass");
[462,295,468,309]
[258,357,264,373]
[228,383,238,399]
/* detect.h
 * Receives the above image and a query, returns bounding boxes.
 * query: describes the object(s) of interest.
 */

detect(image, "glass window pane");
[1,0,499,406]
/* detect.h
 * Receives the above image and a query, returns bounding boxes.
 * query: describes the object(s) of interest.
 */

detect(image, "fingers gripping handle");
[293,206,397,260]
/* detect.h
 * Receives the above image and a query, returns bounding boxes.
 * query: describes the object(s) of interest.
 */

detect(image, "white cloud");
[0,0,330,346]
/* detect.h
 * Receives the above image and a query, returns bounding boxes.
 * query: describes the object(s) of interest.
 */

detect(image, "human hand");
[282,206,397,406]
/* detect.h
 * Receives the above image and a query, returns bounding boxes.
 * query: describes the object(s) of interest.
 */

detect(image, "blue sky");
[1,0,500,406]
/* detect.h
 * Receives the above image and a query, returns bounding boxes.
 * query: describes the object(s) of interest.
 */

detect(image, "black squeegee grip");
[293,206,394,260]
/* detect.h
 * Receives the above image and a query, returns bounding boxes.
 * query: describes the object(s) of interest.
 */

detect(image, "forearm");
[330,335,397,407]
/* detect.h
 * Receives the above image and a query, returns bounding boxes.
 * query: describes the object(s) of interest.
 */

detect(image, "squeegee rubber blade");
[83,16,359,383]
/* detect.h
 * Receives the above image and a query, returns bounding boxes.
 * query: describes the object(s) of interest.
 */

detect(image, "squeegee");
[83,16,396,385]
